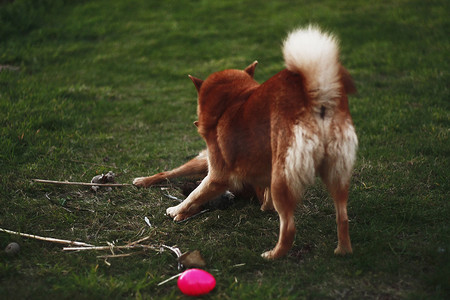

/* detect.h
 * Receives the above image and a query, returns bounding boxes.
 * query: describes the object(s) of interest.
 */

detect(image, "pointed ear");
[244,60,258,78]
[193,121,199,127]
[188,75,203,92]
[339,65,357,95]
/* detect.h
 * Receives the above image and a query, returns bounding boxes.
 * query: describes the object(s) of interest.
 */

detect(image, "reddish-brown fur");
[134,28,357,259]
[133,150,208,188]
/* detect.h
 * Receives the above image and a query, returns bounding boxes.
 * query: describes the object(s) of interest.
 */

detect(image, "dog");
[134,25,357,259]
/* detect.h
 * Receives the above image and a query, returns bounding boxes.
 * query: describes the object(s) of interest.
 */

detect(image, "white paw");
[166,205,181,219]
[133,177,145,186]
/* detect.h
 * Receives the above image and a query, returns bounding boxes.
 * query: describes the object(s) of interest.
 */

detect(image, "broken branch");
[97,252,145,259]
[32,179,132,187]
[126,235,153,246]
[63,244,159,251]
[157,272,183,286]
[0,228,94,247]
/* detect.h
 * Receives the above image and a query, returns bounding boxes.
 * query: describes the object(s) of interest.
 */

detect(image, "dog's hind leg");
[320,123,357,255]
[331,185,352,255]
[133,150,208,187]
[261,172,297,259]
[322,178,352,255]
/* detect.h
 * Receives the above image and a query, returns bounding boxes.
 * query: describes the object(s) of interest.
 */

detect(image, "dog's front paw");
[133,177,149,188]
[166,204,200,221]
[166,205,180,218]
[166,205,186,221]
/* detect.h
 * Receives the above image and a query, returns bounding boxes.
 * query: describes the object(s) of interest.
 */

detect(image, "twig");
[107,241,116,255]
[1,228,185,270]
[126,235,153,246]
[161,245,182,257]
[0,228,94,247]
[175,209,210,224]
[97,251,145,259]
[161,245,183,270]
[164,192,184,202]
[232,263,246,268]
[32,179,132,187]
[63,244,159,251]
[64,242,183,269]
[157,272,183,286]
[144,216,152,227]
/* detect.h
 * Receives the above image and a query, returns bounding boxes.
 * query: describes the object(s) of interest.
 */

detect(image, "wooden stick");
[126,235,153,246]
[97,252,145,259]
[0,228,94,247]
[32,179,132,187]
[63,244,159,251]
[157,272,183,286]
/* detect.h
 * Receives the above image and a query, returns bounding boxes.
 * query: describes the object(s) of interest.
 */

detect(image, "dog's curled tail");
[283,25,341,110]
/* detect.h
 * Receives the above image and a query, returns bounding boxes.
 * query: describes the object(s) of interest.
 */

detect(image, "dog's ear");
[339,65,357,95]
[188,75,203,92]
[244,60,258,78]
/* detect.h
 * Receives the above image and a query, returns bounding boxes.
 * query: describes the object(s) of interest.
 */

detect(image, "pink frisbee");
[177,268,216,296]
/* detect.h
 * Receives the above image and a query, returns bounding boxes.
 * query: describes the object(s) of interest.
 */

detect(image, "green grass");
[1,0,449,298]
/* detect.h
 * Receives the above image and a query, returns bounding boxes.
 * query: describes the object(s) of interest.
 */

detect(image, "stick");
[0,228,94,247]
[164,192,184,202]
[161,245,183,270]
[63,243,181,265]
[97,252,145,259]
[126,235,153,246]
[232,263,246,268]
[175,209,210,224]
[63,244,159,251]
[32,179,132,187]
[157,273,183,286]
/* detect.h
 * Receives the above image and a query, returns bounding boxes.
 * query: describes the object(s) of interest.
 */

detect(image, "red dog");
[134,25,357,259]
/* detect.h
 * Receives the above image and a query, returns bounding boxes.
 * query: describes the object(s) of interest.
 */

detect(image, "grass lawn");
[1,0,449,298]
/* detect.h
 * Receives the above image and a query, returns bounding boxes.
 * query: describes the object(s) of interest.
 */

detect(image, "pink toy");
[177,268,216,296]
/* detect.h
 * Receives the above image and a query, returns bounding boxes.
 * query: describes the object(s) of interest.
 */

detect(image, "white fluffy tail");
[283,25,341,110]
